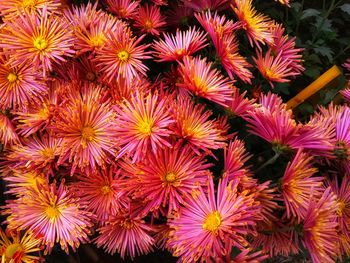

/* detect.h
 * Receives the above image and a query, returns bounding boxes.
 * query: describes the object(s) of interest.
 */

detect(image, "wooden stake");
[286,65,341,109]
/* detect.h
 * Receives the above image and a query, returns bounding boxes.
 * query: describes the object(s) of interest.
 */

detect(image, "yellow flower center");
[165,172,177,183]
[86,72,96,81]
[100,185,112,195]
[117,50,130,62]
[202,211,221,232]
[137,119,153,136]
[22,0,36,8]
[90,34,105,48]
[33,36,48,51]
[144,19,154,30]
[40,148,55,159]
[5,243,23,259]
[7,72,18,83]
[45,206,60,221]
[81,126,95,142]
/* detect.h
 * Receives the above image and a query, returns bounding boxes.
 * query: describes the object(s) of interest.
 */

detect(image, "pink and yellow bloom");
[115,91,174,162]
[152,27,207,62]
[6,182,93,253]
[168,176,259,262]
[133,4,166,36]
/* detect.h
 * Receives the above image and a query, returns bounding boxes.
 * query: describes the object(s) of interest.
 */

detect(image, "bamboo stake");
[286,65,341,109]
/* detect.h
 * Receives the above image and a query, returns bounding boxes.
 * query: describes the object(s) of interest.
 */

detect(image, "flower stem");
[255,151,281,173]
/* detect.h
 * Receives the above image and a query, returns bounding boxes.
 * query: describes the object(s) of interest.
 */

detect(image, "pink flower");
[225,87,256,119]
[302,187,339,263]
[95,27,151,84]
[177,56,234,107]
[281,149,324,221]
[0,7,74,77]
[152,27,207,62]
[0,113,19,148]
[183,0,230,12]
[125,145,211,216]
[114,91,174,162]
[214,33,253,83]
[95,207,155,259]
[72,166,127,222]
[52,85,118,174]
[168,176,259,262]
[170,98,227,155]
[232,0,274,47]
[106,0,140,19]
[133,4,166,36]
[5,181,93,253]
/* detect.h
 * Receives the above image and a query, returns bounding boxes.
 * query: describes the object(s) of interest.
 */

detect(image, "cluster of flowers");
[0,0,348,262]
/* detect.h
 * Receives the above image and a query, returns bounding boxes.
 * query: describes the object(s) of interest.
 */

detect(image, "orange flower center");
[202,211,221,232]
[120,219,133,229]
[81,126,95,142]
[40,147,55,159]
[33,36,48,51]
[144,19,154,30]
[45,206,60,221]
[7,72,18,83]
[5,243,23,259]
[100,185,112,195]
[117,50,130,62]
[337,200,347,216]
[86,72,96,81]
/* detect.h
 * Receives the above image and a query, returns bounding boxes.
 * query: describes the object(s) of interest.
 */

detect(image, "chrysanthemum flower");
[183,0,230,12]
[253,219,299,257]
[74,15,126,55]
[230,248,267,262]
[281,149,324,221]
[231,0,274,47]
[6,133,61,175]
[133,4,166,36]
[225,87,256,119]
[152,27,207,62]
[15,84,61,137]
[64,2,106,29]
[0,113,19,147]
[223,138,251,181]
[52,85,118,174]
[177,56,234,107]
[72,167,127,221]
[3,169,46,196]
[152,0,167,6]
[0,7,75,77]
[214,33,253,83]
[254,49,298,87]
[6,182,93,253]
[195,11,240,40]
[95,208,155,259]
[106,0,140,19]
[95,28,151,84]
[246,93,334,156]
[167,176,259,262]
[0,0,61,21]
[170,98,227,155]
[125,145,211,216]
[270,23,304,76]
[302,187,339,263]
[0,54,47,111]
[328,176,350,235]
[114,91,174,162]
[0,228,42,263]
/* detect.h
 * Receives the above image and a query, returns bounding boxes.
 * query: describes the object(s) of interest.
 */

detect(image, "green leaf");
[313,17,333,33]
[313,46,334,62]
[340,4,350,15]
[300,9,321,20]
[304,67,321,78]
[291,2,302,13]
